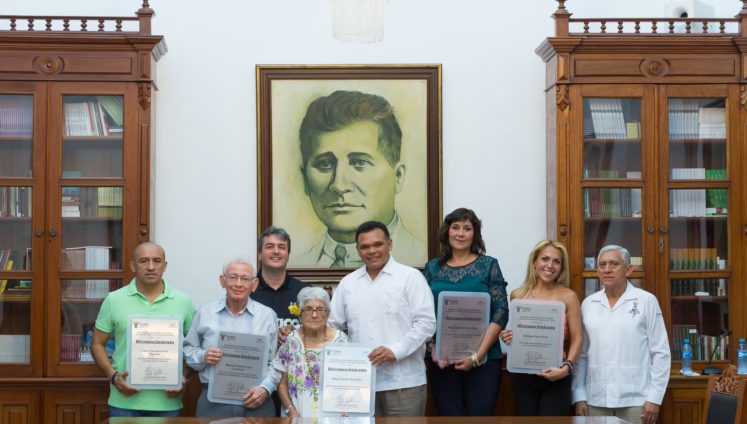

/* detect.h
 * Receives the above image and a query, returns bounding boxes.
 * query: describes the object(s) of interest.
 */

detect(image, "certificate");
[435,291,490,364]
[208,331,268,405]
[126,316,183,389]
[506,299,565,374]
[320,344,375,416]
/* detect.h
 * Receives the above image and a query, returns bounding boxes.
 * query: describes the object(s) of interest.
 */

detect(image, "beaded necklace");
[301,329,328,410]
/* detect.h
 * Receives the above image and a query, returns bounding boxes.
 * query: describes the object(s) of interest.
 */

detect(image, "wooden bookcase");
[0,2,164,422]
[537,1,747,423]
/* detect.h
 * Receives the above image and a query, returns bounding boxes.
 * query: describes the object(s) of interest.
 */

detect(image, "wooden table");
[104,417,633,424]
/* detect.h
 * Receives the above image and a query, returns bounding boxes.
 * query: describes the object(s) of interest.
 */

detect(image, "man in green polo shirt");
[91,242,196,417]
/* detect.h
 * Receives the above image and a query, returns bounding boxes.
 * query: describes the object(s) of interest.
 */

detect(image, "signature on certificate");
[524,351,544,363]
[226,380,247,394]
[336,392,357,405]
[144,366,163,378]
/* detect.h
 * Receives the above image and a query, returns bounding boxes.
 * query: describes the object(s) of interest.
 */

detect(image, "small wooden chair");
[703,365,746,424]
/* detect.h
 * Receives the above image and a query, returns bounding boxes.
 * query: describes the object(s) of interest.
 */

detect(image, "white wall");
[10,0,741,306]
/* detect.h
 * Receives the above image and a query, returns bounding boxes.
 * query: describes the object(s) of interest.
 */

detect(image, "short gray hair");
[597,245,631,265]
[222,256,256,276]
[297,286,330,311]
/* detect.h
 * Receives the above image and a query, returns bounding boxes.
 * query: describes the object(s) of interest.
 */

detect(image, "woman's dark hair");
[436,208,485,265]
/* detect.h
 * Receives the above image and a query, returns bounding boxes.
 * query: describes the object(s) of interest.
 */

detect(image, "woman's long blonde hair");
[514,240,570,299]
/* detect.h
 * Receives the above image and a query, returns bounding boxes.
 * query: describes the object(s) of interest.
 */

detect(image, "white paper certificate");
[506,299,565,374]
[126,316,183,389]
[320,344,375,416]
[208,331,268,405]
[435,291,490,364]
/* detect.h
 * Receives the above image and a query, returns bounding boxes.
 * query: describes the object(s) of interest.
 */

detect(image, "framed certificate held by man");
[434,291,490,364]
[126,316,183,389]
[208,331,268,405]
[320,344,375,416]
[506,299,565,374]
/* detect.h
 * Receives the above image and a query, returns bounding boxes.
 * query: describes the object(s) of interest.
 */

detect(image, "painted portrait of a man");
[265,76,431,270]
[295,90,424,267]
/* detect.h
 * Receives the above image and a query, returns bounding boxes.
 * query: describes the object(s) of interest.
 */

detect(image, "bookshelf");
[538,1,747,423]
[0,2,164,422]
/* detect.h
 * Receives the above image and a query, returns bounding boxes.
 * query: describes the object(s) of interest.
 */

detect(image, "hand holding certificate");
[434,292,490,365]
[208,331,268,405]
[126,316,184,389]
[506,299,565,374]
[320,344,375,416]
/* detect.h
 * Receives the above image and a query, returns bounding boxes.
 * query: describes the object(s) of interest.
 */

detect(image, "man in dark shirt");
[252,226,307,331]
[251,226,306,416]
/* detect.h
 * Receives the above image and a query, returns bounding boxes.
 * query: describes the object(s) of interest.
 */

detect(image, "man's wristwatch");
[284,405,293,415]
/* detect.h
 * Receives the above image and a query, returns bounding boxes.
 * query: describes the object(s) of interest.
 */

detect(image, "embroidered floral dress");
[273,327,348,417]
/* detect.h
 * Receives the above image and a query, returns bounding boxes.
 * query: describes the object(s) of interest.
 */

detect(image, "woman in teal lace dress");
[423,207,509,416]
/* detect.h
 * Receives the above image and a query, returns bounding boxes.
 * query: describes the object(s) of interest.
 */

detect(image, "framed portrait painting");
[256,65,442,281]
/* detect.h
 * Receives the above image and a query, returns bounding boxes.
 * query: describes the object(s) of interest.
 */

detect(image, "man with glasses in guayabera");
[573,245,671,424]
[329,220,436,416]
[184,257,279,417]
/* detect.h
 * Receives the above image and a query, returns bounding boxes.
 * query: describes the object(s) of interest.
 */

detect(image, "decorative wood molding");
[556,85,570,111]
[714,365,740,395]
[31,56,64,75]
[640,58,670,77]
[138,82,151,110]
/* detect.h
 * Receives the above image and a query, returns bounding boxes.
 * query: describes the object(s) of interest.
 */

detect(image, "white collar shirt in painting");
[183,296,280,395]
[328,256,436,391]
[572,282,671,408]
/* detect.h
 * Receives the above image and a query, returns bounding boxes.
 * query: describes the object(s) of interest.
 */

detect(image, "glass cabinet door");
[0,88,43,376]
[579,95,647,290]
[0,186,33,365]
[665,95,731,364]
[48,86,134,376]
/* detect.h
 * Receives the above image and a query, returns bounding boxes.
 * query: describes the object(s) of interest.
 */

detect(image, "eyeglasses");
[302,307,327,315]
[597,261,623,270]
[224,274,254,283]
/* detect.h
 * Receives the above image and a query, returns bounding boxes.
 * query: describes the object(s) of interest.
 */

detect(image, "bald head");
[133,242,165,261]
[130,242,168,287]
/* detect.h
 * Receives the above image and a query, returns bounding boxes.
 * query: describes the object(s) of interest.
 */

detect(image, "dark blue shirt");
[253,273,307,328]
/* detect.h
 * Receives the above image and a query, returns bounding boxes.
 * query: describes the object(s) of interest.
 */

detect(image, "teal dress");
[423,254,509,416]
[423,254,509,359]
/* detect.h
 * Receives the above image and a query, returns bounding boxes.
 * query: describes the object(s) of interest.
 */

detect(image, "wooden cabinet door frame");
[45,82,139,377]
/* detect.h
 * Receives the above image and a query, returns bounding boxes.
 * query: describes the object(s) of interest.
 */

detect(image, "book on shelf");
[0,334,30,363]
[62,246,112,270]
[24,248,31,271]
[63,97,123,137]
[97,187,123,207]
[59,187,125,218]
[671,325,728,361]
[60,334,81,363]
[587,99,627,139]
[671,278,727,296]
[97,96,123,127]
[0,249,18,292]
[625,121,640,139]
[669,248,719,271]
[669,99,700,139]
[698,107,726,138]
[62,279,110,299]
[0,95,33,136]
[0,186,32,218]
[584,188,639,218]
[670,168,706,217]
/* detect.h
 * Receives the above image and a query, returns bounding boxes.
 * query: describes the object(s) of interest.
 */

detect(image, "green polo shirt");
[95,278,195,411]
